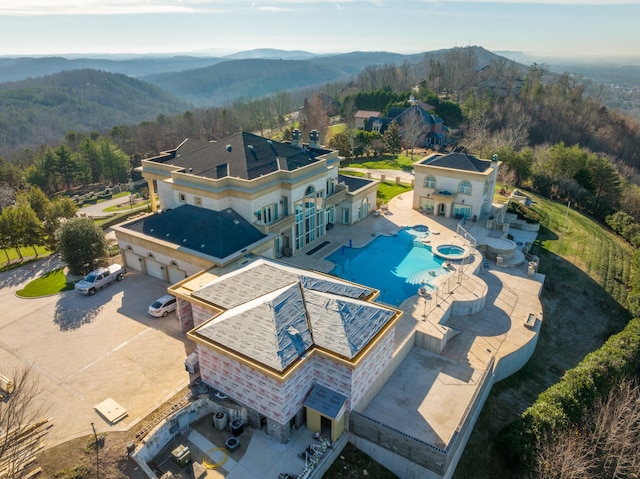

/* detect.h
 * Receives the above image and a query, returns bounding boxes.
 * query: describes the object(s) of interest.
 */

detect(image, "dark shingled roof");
[123,205,266,260]
[151,132,327,180]
[338,174,375,192]
[421,152,492,173]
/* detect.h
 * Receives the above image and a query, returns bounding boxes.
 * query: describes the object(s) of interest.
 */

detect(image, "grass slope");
[454,189,633,479]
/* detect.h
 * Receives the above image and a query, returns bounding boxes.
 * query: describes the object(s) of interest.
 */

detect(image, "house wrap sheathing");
[180,258,401,443]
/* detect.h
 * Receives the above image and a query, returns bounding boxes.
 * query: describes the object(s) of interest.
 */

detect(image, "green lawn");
[102,199,150,212]
[349,153,416,171]
[1,246,52,266]
[340,171,413,206]
[16,267,74,297]
[525,191,633,306]
[376,181,413,205]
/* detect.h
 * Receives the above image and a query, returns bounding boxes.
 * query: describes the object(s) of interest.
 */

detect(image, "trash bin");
[230,419,244,436]
[225,436,240,451]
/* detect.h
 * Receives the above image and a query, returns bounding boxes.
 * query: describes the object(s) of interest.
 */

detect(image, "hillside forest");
[2,46,640,477]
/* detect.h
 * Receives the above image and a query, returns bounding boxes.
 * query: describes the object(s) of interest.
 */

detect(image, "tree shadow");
[0,255,63,289]
[53,292,105,330]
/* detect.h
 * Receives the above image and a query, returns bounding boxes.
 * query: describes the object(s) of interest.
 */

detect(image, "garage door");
[125,251,142,272]
[168,267,185,284]
[145,258,165,281]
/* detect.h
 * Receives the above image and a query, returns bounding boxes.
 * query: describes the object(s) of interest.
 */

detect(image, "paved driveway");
[0,257,193,447]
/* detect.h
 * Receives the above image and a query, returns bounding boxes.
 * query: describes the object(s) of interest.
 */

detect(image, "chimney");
[309,129,319,148]
[291,128,301,148]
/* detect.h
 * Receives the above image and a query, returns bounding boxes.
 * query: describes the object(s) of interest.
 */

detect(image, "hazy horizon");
[1,1,639,60]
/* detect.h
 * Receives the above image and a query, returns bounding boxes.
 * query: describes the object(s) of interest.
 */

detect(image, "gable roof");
[122,204,267,261]
[364,104,442,136]
[421,152,493,173]
[190,259,398,372]
[393,105,443,126]
[355,110,381,118]
[150,132,328,180]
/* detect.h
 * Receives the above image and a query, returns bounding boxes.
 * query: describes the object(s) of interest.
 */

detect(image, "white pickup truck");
[75,264,126,295]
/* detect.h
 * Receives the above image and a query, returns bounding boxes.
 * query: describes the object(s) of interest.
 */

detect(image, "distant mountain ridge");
[0,47,518,157]
[0,56,228,83]
[223,48,318,60]
[0,69,188,154]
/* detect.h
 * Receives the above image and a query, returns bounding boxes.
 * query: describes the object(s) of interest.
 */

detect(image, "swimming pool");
[326,227,449,306]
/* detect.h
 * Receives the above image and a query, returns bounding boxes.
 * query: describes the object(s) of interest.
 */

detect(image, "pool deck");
[145,194,544,479]
[284,193,544,473]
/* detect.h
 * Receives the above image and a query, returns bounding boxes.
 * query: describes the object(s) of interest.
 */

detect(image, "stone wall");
[349,411,448,475]
[349,358,496,479]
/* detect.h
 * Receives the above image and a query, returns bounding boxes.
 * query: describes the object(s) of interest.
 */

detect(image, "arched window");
[360,197,369,219]
[424,176,436,188]
[458,180,471,194]
[296,185,318,249]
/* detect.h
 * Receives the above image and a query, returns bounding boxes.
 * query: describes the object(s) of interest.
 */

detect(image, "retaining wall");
[349,358,495,479]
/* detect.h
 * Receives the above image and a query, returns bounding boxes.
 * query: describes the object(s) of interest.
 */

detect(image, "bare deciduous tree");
[0,365,50,479]
[529,377,640,479]
[400,107,425,160]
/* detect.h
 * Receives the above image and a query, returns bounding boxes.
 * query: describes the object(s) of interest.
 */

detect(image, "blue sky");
[0,0,638,59]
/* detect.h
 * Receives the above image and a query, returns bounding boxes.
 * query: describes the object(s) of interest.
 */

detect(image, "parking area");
[0,257,194,448]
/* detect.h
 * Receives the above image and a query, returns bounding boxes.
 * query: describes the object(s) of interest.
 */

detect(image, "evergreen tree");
[383,120,402,155]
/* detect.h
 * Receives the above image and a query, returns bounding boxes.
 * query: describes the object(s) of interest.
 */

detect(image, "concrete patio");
[140,192,544,478]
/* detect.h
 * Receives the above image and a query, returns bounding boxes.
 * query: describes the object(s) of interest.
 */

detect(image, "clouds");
[1,0,636,16]
[0,0,637,57]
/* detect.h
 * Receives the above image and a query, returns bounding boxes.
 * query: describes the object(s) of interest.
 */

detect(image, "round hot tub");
[434,244,468,260]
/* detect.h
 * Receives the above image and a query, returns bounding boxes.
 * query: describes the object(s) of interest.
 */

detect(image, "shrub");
[501,317,640,469]
[508,201,541,223]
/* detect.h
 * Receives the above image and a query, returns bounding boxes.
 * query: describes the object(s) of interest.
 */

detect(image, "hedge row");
[500,317,640,467]
[508,201,542,224]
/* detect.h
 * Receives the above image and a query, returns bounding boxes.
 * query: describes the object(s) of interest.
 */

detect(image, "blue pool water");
[326,228,448,306]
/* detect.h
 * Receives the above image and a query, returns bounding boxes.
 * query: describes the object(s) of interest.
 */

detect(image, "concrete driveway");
[0,256,193,447]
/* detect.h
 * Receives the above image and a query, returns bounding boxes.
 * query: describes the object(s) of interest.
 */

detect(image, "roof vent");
[226,144,232,152]
[248,145,254,150]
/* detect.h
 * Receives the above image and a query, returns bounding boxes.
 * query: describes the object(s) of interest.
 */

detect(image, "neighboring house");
[113,130,378,282]
[354,110,381,130]
[364,99,447,148]
[171,257,402,443]
[413,152,500,220]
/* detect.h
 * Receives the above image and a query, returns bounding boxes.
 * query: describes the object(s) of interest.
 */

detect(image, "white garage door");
[125,251,142,272]
[145,258,165,281]
[168,267,185,285]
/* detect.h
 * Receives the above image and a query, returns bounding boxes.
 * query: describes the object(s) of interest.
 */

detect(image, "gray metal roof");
[192,259,396,371]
